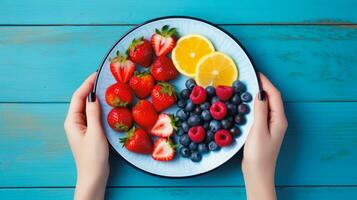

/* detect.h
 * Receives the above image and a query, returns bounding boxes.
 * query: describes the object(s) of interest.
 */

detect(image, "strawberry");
[150,25,178,56]
[129,71,155,99]
[107,107,133,132]
[120,127,153,154]
[132,100,158,130]
[128,37,153,67]
[150,56,178,82]
[109,51,135,83]
[105,83,133,107]
[151,82,177,112]
[152,138,175,161]
[150,113,177,137]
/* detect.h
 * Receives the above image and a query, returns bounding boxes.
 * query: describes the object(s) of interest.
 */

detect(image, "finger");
[252,91,269,132]
[259,73,287,137]
[67,72,97,117]
[86,95,103,133]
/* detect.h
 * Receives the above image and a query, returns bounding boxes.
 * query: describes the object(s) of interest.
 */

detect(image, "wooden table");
[1,0,357,199]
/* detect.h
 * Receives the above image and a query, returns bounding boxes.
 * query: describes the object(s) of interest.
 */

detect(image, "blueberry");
[185,100,195,112]
[179,147,191,158]
[179,134,191,146]
[230,126,241,138]
[221,118,233,130]
[205,86,216,97]
[189,142,198,151]
[176,127,185,136]
[232,80,245,93]
[177,100,186,108]
[201,110,211,122]
[193,106,202,114]
[211,96,220,104]
[200,102,210,110]
[208,141,219,151]
[198,143,209,154]
[188,115,202,126]
[203,122,209,130]
[209,120,222,132]
[205,131,215,143]
[226,103,237,116]
[181,121,190,132]
[241,92,252,102]
[231,93,241,105]
[234,114,245,125]
[238,103,249,114]
[190,152,202,162]
[185,78,196,90]
[180,89,190,99]
[176,109,189,121]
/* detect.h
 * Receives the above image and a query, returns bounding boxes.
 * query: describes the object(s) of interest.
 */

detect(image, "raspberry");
[190,86,207,104]
[214,130,232,147]
[210,101,227,120]
[188,126,206,143]
[216,86,234,101]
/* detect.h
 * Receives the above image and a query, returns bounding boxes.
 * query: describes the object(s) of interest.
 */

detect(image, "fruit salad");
[104,24,252,163]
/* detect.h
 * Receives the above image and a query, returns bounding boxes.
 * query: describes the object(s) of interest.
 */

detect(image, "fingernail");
[258,90,266,101]
[88,92,96,102]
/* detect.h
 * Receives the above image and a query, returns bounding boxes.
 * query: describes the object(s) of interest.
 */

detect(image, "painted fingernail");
[88,92,96,102]
[258,90,266,101]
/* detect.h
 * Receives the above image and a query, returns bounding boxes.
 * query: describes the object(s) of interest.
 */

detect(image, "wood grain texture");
[1,187,357,200]
[0,25,356,102]
[1,102,356,187]
[1,0,357,24]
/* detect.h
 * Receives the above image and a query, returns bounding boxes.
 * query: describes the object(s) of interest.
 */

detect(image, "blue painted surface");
[0,0,356,199]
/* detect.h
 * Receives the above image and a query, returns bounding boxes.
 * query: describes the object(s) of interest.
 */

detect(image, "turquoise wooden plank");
[0,25,356,102]
[1,0,357,24]
[1,187,357,200]
[1,102,356,187]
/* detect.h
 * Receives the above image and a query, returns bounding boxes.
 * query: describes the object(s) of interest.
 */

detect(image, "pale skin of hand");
[242,73,288,200]
[64,72,109,200]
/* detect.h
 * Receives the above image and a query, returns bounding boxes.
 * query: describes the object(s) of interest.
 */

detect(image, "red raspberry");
[216,86,234,101]
[188,126,206,143]
[210,101,227,120]
[190,86,207,104]
[214,130,232,147]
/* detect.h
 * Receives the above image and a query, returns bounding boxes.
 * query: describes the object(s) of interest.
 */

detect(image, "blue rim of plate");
[94,16,262,178]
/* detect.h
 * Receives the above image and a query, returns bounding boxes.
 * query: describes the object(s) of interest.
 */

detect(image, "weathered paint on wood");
[0,25,356,102]
[1,0,357,24]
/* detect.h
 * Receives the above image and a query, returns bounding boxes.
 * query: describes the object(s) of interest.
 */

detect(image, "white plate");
[95,16,259,177]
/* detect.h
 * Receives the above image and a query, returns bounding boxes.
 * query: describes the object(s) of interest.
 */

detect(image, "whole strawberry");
[105,82,133,107]
[151,82,177,112]
[107,107,133,132]
[132,100,158,130]
[151,25,178,56]
[109,51,135,83]
[120,127,153,154]
[129,71,155,99]
[150,56,178,82]
[128,37,153,67]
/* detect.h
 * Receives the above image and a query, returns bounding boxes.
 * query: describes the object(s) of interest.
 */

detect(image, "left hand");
[64,72,109,200]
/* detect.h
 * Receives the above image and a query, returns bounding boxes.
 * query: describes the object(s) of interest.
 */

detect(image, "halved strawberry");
[109,51,135,83]
[150,113,177,137]
[152,138,175,161]
[150,25,178,56]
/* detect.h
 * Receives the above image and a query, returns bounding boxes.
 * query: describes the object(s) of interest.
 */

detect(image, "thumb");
[86,93,102,130]
[253,91,268,129]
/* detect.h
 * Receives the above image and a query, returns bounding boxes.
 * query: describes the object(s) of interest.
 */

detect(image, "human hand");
[64,72,109,200]
[242,73,288,200]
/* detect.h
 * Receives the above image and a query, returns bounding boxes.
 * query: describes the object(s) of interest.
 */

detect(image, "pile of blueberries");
[175,78,252,162]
